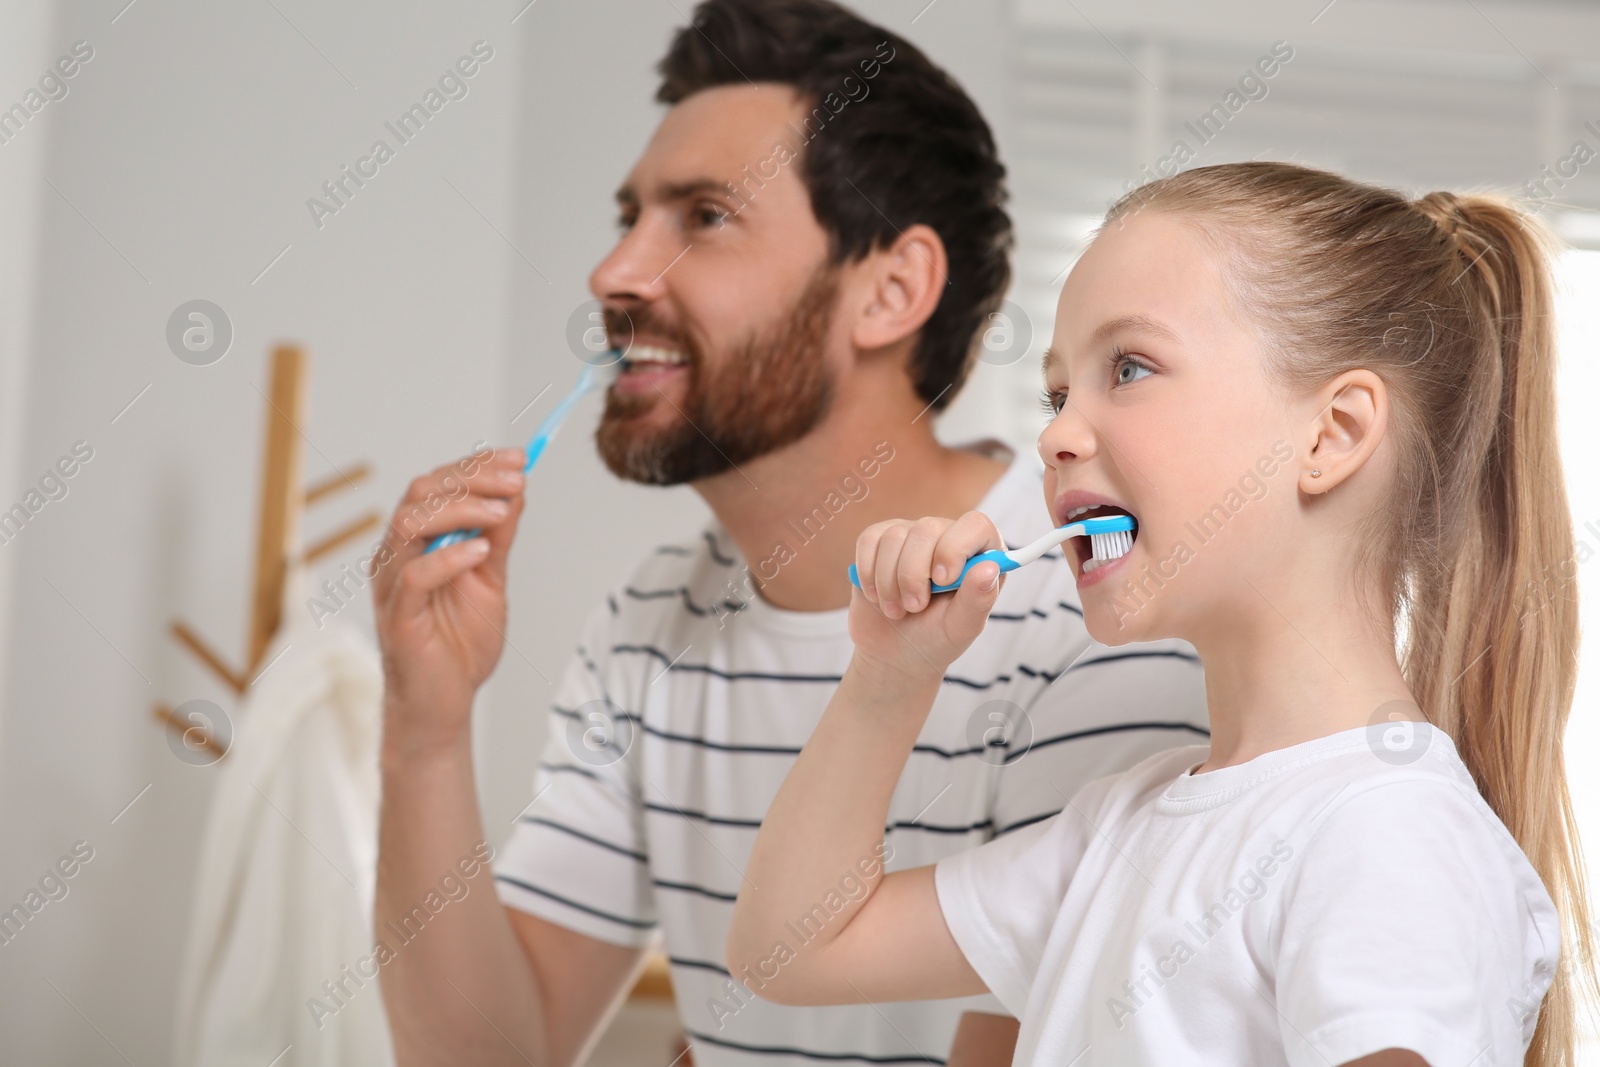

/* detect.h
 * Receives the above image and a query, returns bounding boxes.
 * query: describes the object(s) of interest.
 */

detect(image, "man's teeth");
[624,345,687,366]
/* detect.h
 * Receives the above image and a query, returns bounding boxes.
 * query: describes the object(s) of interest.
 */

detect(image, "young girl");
[726,162,1597,1066]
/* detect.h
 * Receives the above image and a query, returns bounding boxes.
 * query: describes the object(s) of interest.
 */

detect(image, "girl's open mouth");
[1065,504,1138,580]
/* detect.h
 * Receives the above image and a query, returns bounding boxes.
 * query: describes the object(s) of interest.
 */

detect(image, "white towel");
[172,598,395,1067]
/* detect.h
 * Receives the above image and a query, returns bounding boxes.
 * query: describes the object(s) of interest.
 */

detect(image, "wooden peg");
[169,619,248,695]
[305,463,372,506]
[304,512,382,564]
[152,703,228,760]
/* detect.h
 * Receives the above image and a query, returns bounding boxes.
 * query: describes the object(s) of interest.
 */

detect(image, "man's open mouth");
[619,344,688,370]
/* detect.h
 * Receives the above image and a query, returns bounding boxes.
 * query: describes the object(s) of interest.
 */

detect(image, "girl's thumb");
[951,561,1002,628]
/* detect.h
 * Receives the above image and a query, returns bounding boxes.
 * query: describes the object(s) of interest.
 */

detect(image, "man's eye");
[694,204,728,228]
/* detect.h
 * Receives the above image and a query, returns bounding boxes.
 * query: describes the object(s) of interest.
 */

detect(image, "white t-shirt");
[495,439,1211,1066]
[935,720,1561,1067]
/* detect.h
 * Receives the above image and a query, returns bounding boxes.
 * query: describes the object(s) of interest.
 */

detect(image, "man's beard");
[595,263,840,486]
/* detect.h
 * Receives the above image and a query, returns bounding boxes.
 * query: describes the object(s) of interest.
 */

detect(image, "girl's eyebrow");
[1089,313,1180,348]
[1042,313,1180,376]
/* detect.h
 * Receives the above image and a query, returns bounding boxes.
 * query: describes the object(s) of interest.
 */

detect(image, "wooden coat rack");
[153,344,382,759]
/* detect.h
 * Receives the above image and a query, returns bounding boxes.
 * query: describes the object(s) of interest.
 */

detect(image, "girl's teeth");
[1081,557,1110,575]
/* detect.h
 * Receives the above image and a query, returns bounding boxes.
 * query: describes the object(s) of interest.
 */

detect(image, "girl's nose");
[1037,397,1096,468]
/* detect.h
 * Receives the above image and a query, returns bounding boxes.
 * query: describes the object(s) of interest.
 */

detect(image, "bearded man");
[372,1,1208,1064]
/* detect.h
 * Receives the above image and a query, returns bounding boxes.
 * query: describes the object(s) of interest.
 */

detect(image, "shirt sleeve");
[1273,776,1562,1067]
[934,772,1120,1017]
[493,590,658,947]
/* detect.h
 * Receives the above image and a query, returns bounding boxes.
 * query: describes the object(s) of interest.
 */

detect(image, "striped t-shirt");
[494,440,1209,1066]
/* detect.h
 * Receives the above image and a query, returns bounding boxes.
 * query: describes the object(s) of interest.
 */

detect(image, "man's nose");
[589,219,676,305]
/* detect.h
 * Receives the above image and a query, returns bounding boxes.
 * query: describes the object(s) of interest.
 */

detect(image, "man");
[372,1,1208,1064]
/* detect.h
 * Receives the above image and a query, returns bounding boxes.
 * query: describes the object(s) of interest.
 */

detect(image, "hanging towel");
[172,597,395,1067]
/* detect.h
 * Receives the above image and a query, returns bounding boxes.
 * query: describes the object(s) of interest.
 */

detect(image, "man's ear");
[849,222,948,352]
[1297,368,1388,495]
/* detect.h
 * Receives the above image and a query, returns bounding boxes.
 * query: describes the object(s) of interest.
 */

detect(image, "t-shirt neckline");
[1156,721,1453,815]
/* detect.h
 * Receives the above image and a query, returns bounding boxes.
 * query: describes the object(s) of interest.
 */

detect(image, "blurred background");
[1,0,1598,1062]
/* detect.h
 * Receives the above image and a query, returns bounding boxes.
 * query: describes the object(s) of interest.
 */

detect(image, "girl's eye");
[1039,389,1066,418]
[1111,347,1153,386]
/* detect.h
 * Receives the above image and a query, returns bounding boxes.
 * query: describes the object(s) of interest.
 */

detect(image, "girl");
[725,162,1598,1065]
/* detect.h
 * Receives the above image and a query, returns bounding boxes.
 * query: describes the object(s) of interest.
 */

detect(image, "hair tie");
[1416,196,1473,256]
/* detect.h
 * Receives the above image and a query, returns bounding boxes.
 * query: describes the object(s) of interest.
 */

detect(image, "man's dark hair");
[656,0,1012,414]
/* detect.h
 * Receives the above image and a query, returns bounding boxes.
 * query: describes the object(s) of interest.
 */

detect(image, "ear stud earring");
[1310,469,1321,478]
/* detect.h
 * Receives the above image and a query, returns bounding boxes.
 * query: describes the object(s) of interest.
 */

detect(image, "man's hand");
[373,444,526,758]
[848,511,1007,684]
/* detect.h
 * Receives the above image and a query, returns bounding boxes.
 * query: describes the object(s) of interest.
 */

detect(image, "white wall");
[0,0,522,1059]
[0,0,53,784]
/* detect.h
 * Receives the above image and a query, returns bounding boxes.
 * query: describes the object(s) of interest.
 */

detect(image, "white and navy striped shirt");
[494,441,1208,1066]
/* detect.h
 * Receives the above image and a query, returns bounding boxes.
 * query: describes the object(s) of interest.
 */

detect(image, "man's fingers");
[386,537,493,623]
[374,448,524,601]
[373,493,514,601]
[479,490,524,585]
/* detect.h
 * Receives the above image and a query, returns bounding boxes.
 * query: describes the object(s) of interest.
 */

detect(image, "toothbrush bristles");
[1089,529,1133,560]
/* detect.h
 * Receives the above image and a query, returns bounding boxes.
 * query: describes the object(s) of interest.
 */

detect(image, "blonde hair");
[1106,161,1595,1064]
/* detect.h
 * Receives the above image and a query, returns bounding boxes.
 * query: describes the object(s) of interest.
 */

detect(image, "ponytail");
[1407,193,1597,1066]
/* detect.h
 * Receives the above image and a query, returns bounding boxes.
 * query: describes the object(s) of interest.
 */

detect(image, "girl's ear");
[849,222,948,352]
[1299,369,1388,494]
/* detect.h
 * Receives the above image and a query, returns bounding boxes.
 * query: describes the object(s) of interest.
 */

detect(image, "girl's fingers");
[872,523,913,618]
[946,559,1004,641]
[933,512,1005,587]
[855,520,902,603]
[856,513,1002,618]
[897,517,949,613]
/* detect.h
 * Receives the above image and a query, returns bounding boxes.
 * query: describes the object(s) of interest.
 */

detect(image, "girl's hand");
[848,511,1007,684]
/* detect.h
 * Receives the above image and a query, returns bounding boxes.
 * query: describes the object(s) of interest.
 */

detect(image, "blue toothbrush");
[424,353,619,555]
[846,514,1135,593]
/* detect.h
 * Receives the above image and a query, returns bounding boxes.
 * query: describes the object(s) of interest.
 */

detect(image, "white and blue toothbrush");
[424,353,620,555]
[846,513,1135,593]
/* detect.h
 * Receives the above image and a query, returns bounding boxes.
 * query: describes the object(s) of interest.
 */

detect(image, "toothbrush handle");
[847,549,1019,595]
[422,357,612,556]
